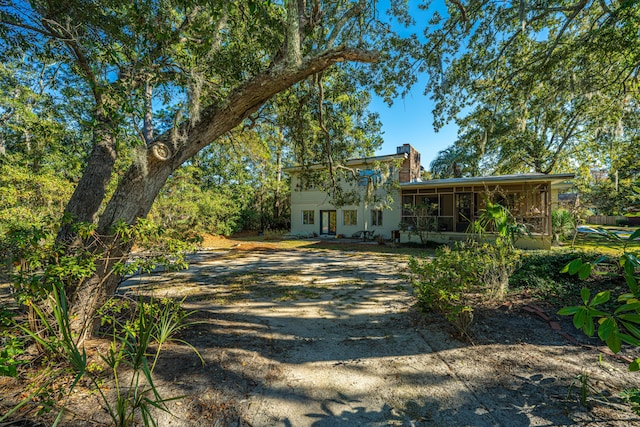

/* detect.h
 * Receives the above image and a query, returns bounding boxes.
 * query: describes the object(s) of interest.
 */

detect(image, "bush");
[510,250,609,301]
[559,228,640,377]
[0,288,202,426]
[552,209,576,244]
[409,241,519,335]
[616,218,630,227]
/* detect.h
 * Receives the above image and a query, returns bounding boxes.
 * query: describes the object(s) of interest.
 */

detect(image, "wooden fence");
[586,215,628,226]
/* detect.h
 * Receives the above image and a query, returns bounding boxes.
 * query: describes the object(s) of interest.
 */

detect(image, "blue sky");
[371,0,458,168]
[370,77,458,168]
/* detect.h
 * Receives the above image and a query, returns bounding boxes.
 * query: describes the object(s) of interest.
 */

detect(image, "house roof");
[283,152,407,172]
[400,173,575,189]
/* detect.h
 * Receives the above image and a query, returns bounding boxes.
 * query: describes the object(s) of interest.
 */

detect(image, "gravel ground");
[2,244,640,426]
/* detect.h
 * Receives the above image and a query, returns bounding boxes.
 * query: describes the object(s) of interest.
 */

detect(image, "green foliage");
[472,201,529,249]
[510,250,608,301]
[410,203,523,335]
[98,297,201,427]
[111,218,194,276]
[567,372,599,408]
[0,162,73,280]
[409,241,520,335]
[581,179,640,216]
[422,2,640,176]
[429,145,478,178]
[559,228,640,372]
[0,309,24,377]
[552,209,577,244]
[150,166,246,238]
[621,388,640,414]
[0,286,201,426]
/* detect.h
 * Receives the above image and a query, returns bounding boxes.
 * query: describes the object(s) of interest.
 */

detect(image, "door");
[320,210,337,235]
[455,193,472,232]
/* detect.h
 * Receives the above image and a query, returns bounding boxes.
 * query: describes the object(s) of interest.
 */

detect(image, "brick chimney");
[397,144,421,183]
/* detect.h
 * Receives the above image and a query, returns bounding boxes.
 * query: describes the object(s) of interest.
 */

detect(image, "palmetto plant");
[552,208,576,245]
[1,286,202,426]
[472,200,529,249]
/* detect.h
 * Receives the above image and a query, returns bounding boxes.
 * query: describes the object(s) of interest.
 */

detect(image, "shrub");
[552,209,576,244]
[616,218,630,227]
[409,241,519,335]
[559,228,640,376]
[510,250,609,301]
[0,287,202,426]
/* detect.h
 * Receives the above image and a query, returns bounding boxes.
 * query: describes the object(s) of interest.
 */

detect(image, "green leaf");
[578,263,593,280]
[620,320,640,339]
[618,293,636,302]
[598,317,617,341]
[606,333,622,353]
[565,258,583,275]
[573,307,587,330]
[627,253,640,268]
[625,269,638,293]
[587,308,609,317]
[616,332,640,347]
[592,256,609,265]
[615,303,640,314]
[581,288,591,305]
[590,290,610,306]
[628,228,640,242]
[629,358,640,372]
[617,313,640,323]
[583,316,595,337]
[597,227,622,241]
[557,306,580,316]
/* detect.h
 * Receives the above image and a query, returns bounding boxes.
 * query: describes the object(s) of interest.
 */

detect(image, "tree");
[421,0,640,174]
[429,145,479,178]
[0,0,414,339]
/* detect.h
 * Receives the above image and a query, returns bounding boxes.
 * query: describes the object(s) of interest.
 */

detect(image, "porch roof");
[400,173,574,190]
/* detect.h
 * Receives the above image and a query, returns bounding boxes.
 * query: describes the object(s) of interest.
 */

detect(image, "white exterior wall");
[288,167,403,239]
[400,231,551,250]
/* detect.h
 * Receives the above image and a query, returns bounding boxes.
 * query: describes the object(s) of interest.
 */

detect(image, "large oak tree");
[0,0,415,339]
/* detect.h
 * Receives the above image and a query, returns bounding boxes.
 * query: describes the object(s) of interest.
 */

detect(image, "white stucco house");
[285,144,574,249]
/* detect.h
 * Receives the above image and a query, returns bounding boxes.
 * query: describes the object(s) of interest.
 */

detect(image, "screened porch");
[400,182,552,236]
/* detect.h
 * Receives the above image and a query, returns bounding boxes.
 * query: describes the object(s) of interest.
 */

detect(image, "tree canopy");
[0,0,419,337]
[422,0,640,176]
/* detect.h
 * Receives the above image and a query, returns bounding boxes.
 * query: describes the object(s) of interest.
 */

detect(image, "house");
[286,144,573,249]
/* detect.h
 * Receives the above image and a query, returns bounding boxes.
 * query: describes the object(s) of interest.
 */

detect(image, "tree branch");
[286,0,303,65]
[326,0,367,49]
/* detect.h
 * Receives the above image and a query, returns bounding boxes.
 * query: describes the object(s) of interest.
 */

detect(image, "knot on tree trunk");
[150,142,173,161]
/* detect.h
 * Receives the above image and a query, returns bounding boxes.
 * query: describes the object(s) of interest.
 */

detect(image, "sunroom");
[399,173,574,249]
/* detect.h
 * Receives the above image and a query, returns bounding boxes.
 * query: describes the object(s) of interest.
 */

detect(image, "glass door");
[455,193,472,232]
[320,210,337,235]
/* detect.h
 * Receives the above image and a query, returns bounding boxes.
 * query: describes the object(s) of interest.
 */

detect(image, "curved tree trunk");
[56,115,117,247]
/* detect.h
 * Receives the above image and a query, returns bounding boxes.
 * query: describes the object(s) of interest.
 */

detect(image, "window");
[302,210,314,225]
[372,209,383,226]
[343,210,357,226]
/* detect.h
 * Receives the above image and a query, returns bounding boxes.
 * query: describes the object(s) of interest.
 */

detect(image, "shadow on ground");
[119,249,640,427]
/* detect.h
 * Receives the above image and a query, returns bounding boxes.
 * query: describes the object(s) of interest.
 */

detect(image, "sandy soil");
[3,241,640,426]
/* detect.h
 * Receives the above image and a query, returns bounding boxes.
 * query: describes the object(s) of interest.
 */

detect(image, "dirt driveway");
[115,245,640,426]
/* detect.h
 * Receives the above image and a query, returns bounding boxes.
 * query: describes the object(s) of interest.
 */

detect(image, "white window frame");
[302,210,315,225]
[343,210,358,226]
[371,209,383,226]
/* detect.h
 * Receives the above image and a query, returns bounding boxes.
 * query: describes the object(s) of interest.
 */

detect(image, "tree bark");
[56,115,117,246]
[274,142,283,224]
[67,47,379,340]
